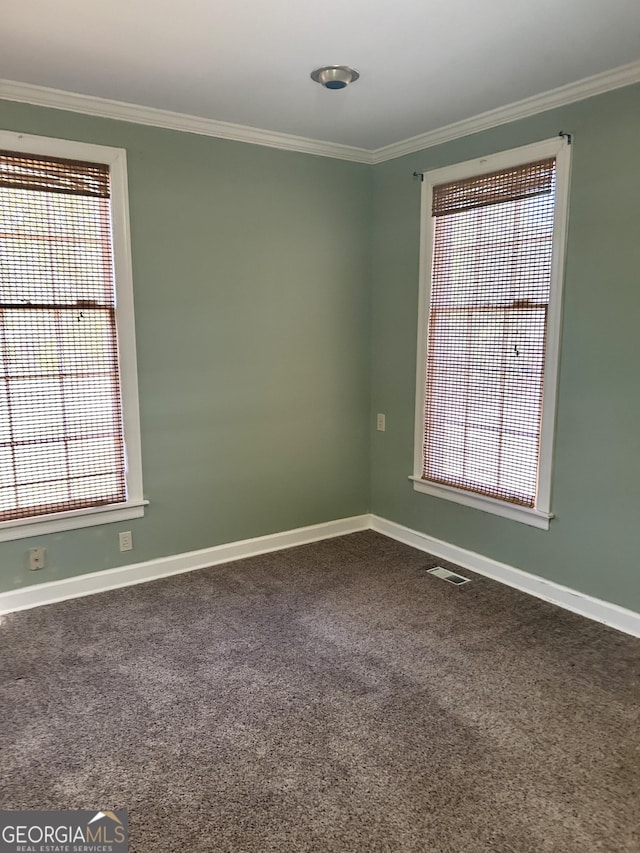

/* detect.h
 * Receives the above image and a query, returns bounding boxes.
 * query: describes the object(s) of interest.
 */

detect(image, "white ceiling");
[2,0,640,151]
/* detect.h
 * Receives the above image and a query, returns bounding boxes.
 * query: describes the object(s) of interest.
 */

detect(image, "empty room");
[1,1,639,850]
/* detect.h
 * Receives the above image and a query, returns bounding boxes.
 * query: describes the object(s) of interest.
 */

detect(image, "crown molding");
[1,59,639,165]
[369,59,640,164]
[0,79,374,164]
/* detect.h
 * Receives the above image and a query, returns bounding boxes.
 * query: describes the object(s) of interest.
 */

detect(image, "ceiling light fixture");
[310,65,360,90]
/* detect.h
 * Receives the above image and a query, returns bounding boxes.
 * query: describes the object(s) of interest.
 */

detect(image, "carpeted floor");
[1,531,639,852]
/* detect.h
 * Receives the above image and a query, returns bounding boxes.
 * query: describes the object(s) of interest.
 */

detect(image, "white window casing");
[411,137,572,529]
[0,131,146,541]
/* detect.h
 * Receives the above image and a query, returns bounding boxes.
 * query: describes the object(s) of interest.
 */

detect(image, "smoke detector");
[310,65,360,90]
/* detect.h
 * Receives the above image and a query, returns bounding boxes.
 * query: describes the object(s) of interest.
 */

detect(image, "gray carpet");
[1,531,639,852]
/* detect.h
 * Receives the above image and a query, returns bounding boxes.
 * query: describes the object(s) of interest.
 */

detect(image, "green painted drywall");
[2,82,639,613]
[370,83,640,611]
[0,100,372,591]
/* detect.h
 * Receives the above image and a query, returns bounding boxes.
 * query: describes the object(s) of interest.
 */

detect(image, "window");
[0,132,145,541]
[412,138,571,529]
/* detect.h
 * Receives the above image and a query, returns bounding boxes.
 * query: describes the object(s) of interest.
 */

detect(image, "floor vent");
[427,566,471,585]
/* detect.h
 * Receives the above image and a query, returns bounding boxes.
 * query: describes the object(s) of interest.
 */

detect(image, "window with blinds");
[0,149,127,522]
[414,139,571,526]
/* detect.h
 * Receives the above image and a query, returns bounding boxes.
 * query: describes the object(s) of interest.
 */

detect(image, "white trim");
[415,137,568,185]
[1,59,639,164]
[0,131,145,540]
[0,514,370,614]
[2,512,639,638]
[412,137,571,527]
[538,139,572,509]
[370,515,640,638]
[370,59,640,163]
[109,145,145,508]
[409,478,551,530]
[0,501,148,542]
[0,80,372,164]
[413,159,436,494]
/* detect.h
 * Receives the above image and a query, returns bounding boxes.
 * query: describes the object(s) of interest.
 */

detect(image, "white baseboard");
[0,514,370,615]
[2,511,638,638]
[370,515,640,638]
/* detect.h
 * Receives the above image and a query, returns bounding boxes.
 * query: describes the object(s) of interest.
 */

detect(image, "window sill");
[409,476,552,530]
[0,500,149,542]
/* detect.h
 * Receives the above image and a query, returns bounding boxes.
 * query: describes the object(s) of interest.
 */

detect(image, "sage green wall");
[0,100,372,592]
[3,83,639,612]
[370,83,640,612]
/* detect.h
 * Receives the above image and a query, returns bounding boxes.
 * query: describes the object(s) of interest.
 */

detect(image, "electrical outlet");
[119,531,133,552]
[376,413,386,432]
[28,547,46,571]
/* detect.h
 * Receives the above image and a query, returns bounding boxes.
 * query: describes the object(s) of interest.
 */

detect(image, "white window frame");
[411,137,572,530]
[0,130,146,541]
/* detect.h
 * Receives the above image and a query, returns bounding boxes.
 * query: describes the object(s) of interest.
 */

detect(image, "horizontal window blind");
[0,151,126,522]
[0,150,111,198]
[422,158,556,507]
[432,159,555,217]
